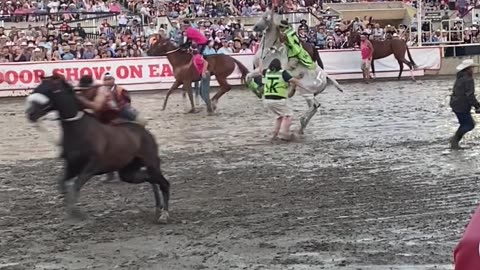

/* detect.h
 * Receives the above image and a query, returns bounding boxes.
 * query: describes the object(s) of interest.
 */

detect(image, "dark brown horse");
[348,31,417,80]
[147,35,250,113]
[25,75,170,223]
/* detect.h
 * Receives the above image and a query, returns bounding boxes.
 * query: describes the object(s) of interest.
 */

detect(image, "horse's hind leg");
[147,165,170,223]
[211,76,231,111]
[299,95,320,135]
[370,60,376,79]
[401,59,416,81]
[117,160,163,221]
[397,60,404,80]
[162,80,182,111]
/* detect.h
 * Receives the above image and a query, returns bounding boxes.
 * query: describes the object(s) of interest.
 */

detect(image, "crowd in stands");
[0,0,123,22]
[0,0,477,62]
[0,17,152,62]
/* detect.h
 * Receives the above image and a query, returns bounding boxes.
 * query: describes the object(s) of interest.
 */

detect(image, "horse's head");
[147,34,177,56]
[253,9,274,33]
[25,74,76,122]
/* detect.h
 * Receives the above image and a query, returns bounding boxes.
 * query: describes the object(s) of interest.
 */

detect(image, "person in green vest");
[278,20,316,73]
[262,58,306,141]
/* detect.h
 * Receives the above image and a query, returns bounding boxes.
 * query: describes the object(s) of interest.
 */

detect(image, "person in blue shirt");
[203,40,217,56]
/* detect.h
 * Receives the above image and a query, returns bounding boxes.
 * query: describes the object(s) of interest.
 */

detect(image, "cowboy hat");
[103,72,114,80]
[75,75,102,90]
[279,20,289,28]
[456,59,480,71]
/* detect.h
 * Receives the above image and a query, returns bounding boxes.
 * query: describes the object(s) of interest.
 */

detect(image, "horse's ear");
[149,36,157,47]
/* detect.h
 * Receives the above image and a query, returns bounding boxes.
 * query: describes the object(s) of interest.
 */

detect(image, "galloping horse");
[250,9,344,134]
[348,30,417,81]
[25,74,170,223]
[147,35,250,113]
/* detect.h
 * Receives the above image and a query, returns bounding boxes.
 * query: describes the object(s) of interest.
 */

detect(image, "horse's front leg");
[162,80,183,111]
[184,81,196,113]
[58,163,75,195]
[66,160,99,220]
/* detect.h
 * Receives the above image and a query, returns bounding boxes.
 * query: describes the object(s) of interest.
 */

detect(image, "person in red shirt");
[360,32,374,84]
[454,204,480,270]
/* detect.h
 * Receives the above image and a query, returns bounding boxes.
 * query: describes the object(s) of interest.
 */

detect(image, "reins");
[33,111,84,147]
[62,111,84,122]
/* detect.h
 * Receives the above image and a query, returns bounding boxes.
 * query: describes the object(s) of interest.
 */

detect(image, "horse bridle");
[150,35,181,55]
[260,33,280,61]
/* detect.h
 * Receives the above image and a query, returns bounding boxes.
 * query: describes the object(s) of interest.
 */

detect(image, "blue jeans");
[119,105,138,121]
[454,112,475,141]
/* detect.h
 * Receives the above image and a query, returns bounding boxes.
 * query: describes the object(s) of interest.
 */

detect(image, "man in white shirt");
[239,42,252,53]
[144,22,156,37]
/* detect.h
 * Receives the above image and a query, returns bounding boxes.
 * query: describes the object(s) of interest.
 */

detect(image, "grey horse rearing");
[248,9,344,134]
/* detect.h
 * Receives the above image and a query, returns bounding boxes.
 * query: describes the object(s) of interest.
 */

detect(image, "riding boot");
[450,130,464,150]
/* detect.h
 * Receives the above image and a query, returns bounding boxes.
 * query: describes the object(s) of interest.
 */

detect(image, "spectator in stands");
[315,26,327,49]
[203,40,216,55]
[217,40,234,54]
[144,22,156,37]
[239,41,252,53]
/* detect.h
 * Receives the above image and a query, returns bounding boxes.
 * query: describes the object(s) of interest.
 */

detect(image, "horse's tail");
[326,74,344,93]
[405,43,417,68]
[232,58,250,84]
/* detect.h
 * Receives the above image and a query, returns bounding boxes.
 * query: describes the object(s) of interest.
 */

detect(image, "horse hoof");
[158,211,169,224]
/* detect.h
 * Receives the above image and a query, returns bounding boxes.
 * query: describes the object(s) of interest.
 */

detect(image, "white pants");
[263,98,293,118]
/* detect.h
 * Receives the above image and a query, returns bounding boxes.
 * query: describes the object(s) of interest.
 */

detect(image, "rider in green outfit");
[278,20,315,72]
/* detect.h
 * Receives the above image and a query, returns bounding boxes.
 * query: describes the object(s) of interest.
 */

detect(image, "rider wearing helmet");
[278,20,315,72]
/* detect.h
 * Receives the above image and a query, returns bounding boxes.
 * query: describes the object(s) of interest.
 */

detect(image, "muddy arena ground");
[0,79,479,270]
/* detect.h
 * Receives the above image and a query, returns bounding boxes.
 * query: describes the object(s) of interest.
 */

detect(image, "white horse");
[247,9,344,134]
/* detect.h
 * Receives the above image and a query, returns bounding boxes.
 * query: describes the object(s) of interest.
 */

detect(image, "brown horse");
[348,31,417,81]
[147,36,250,113]
[25,74,170,223]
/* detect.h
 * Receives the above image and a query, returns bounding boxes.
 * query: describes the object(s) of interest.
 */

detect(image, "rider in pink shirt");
[179,21,209,78]
[181,20,208,54]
